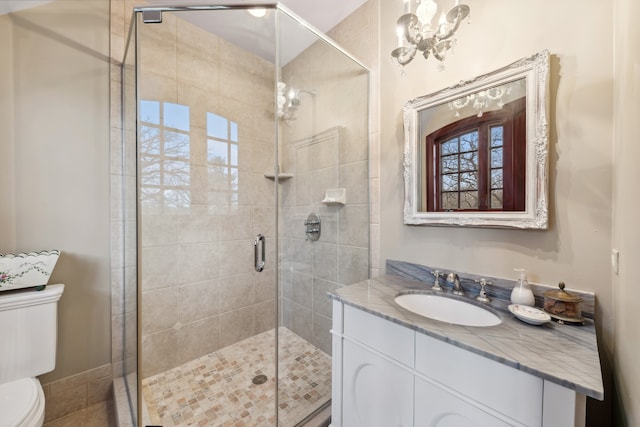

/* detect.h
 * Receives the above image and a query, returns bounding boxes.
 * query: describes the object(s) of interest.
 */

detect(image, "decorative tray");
[508,304,551,326]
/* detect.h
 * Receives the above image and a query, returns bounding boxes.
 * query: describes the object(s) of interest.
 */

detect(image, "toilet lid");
[0,378,41,427]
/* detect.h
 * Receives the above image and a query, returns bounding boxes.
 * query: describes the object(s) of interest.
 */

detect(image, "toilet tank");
[0,284,64,384]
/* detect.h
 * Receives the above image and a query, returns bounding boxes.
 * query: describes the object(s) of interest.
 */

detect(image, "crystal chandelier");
[276,82,315,123]
[449,87,510,118]
[277,82,299,122]
[391,0,470,69]
[448,80,523,118]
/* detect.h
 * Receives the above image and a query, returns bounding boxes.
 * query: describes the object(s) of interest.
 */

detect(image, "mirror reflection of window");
[489,125,504,209]
[440,130,479,210]
[426,97,525,212]
[207,112,239,207]
[139,100,191,208]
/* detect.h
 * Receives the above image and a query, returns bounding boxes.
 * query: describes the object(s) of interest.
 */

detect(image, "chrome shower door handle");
[254,234,265,272]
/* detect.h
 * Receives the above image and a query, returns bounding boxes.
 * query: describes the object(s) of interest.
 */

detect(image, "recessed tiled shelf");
[264,173,293,181]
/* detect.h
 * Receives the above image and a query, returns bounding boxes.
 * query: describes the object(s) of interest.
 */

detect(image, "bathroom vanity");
[329,274,603,427]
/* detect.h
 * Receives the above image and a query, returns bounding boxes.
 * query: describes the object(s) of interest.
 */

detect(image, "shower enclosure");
[119,4,369,426]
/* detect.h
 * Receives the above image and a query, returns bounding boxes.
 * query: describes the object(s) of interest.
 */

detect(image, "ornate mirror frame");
[403,50,550,229]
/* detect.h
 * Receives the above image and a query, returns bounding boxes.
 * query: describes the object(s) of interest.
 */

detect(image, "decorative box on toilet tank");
[0,250,60,292]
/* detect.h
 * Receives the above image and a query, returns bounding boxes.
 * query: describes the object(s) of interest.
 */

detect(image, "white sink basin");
[394,293,501,327]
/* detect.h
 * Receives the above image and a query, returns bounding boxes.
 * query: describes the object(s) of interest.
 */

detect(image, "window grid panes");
[489,125,504,209]
[139,101,191,208]
[440,131,479,210]
[207,112,239,207]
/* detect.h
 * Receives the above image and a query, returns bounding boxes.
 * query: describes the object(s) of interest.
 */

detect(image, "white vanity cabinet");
[331,301,586,427]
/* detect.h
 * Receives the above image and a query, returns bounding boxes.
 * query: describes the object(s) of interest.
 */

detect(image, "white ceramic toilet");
[0,284,64,427]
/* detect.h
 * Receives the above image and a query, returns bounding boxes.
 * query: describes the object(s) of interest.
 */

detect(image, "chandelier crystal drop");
[391,0,470,69]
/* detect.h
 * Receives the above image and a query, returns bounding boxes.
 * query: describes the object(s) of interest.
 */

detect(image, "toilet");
[0,284,64,427]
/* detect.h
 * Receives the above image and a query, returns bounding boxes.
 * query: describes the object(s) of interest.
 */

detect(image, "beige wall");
[380,0,614,350]
[1,0,111,382]
[613,0,640,424]
[0,14,15,247]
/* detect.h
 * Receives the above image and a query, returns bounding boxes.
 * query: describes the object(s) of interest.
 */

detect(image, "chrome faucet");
[446,272,465,296]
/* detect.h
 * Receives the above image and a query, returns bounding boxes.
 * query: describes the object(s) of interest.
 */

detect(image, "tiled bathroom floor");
[142,327,332,427]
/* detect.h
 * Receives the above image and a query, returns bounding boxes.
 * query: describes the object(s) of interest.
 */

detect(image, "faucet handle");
[475,278,491,303]
[430,270,443,291]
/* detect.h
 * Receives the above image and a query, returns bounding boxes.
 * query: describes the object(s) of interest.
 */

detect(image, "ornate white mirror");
[403,50,550,229]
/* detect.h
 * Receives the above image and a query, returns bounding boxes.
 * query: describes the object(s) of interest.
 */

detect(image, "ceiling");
[0,0,367,28]
[142,0,368,64]
[281,0,368,33]
[1,0,368,64]
[0,1,53,15]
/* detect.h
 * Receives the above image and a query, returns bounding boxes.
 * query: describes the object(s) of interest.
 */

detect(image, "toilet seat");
[0,378,45,427]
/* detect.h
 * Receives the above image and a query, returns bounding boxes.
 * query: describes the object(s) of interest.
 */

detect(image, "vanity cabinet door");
[342,340,414,427]
[414,377,518,427]
[415,333,543,426]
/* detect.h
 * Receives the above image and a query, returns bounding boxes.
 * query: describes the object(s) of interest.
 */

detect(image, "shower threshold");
[141,327,332,426]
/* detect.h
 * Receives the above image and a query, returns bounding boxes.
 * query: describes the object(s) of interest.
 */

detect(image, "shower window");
[206,112,239,207]
[139,100,191,208]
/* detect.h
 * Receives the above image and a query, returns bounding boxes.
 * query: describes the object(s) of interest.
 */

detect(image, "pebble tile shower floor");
[142,328,332,426]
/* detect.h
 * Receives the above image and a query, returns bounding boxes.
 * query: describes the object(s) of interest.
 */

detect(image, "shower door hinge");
[142,10,163,24]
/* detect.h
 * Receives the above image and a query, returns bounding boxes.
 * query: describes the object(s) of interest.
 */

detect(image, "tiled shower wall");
[279,16,372,354]
[328,0,381,282]
[133,12,277,379]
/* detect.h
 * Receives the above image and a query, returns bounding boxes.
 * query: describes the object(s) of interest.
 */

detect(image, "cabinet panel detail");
[343,340,414,427]
[414,377,517,426]
[344,304,414,366]
[415,333,542,426]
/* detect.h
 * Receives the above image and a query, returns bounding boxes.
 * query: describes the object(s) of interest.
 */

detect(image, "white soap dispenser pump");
[510,268,535,306]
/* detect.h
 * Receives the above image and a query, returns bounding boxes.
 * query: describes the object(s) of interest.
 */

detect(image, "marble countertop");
[329,274,604,400]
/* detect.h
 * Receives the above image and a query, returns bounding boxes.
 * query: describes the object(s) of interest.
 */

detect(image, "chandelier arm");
[432,48,447,62]
[399,47,418,65]
[405,27,421,45]
[437,15,463,41]
[397,13,420,45]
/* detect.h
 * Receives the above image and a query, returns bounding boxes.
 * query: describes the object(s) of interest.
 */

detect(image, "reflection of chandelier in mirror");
[391,0,470,70]
[448,81,522,118]
[276,82,315,123]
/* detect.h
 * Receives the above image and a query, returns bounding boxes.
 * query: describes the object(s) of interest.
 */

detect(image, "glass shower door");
[135,7,280,426]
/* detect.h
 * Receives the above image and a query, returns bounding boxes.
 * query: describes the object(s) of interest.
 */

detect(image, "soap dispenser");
[510,268,535,306]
